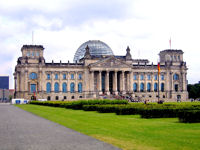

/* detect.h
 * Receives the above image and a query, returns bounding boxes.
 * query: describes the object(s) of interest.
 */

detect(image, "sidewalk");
[0,104,120,150]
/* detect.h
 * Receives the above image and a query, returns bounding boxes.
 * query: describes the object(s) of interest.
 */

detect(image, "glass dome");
[73,40,114,62]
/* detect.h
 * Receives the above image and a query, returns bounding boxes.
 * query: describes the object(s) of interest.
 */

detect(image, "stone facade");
[14,41,188,102]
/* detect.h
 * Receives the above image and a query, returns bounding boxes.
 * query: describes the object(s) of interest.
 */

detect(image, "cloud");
[0,0,200,89]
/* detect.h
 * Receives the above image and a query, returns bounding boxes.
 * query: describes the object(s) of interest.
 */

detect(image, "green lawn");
[16,104,200,150]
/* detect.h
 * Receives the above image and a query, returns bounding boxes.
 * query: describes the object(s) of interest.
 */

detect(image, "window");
[47,96,51,101]
[46,82,51,93]
[55,96,59,100]
[55,74,58,80]
[32,52,35,57]
[47,74,50,80]
[70,82,75,93]
[78,82,82,93]
[54,82,59,93]
[78,74,82,80]
[36,52,39,57]
[71,74,74,79]
[178,55,180,61]
[154,83,158,92]
[29,72,37,80]
[27,52,30,57]
[174,56,176,60]
[161,75,164,80]
[133,83,137,92]
[30,84,36,93]
[133,74,137,80]
[62,83,67,93]
[140,75,144,80]
[161,83,164,92]
[154,75,158,80]
[175,84,179,92]
[173,74,179,80]
[63,74,66,79]
[140,83,144,92]
[147,75,151,80]
[64,96,67,99]
[147,83,151,92]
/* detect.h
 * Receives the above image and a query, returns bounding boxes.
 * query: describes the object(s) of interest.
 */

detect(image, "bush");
[178,110,200,123]
[30,99,128,110]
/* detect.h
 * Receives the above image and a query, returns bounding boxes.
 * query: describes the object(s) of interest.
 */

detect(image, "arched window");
[147,83,151,92]
[46,82,51,93]
[161,83,164,92]
[70,82,75,93]
[78,82,82,93]
[133,83,137,92]
[54,82,59,93]
[140,83,144,92]
[29,72,37,79]
[154,83,158,92]
[173,74,179,80]
[62,83,67,93]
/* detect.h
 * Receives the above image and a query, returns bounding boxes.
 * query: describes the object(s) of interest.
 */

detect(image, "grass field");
[16,104,200,150]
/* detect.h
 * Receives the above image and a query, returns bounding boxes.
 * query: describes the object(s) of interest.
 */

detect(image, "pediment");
[89,56,132,68]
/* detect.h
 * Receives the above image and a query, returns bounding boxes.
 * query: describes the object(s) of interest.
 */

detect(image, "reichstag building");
[14,40,188,101]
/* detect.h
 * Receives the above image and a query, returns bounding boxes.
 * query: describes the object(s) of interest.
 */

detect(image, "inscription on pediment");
[96,58,129,68]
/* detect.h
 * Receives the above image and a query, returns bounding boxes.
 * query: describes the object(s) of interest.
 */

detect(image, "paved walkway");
[0,104,120,150]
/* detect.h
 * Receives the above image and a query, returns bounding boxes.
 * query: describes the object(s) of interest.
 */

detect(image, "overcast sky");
[0,0,200,88]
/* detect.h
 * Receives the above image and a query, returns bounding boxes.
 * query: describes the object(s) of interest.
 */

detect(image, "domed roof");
[73,40,114,62]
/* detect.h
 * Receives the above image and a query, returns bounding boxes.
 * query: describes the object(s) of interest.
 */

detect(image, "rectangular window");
[78,74,82,80]
[133,74,137,80]
[71,74,74,79]
[140,75,144,80]
[154,75,158,80]
[147,75,151,80]
[175,84,179,92]
[63,74,66,79]
[55,74,58,80]
[47,74,50,80]
[30,84,36,93]
[161,75,164,80]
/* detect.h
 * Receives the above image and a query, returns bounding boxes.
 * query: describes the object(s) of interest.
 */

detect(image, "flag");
[157,62,160,75]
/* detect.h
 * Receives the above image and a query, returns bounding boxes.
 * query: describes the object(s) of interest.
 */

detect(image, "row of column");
[90,71,133,95]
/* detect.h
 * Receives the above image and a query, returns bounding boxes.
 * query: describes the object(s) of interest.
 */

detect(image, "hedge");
[83,104,125,113]
[178,110,200,123]
[30,99,128,110]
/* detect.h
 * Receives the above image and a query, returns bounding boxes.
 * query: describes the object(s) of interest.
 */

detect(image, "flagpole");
[157,62,160,103]
[158,71,160,102]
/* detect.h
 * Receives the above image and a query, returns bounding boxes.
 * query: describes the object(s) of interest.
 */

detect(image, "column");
[98,71,102,94]
[130,71,133,93]
[75,72,78,92]
[170,72,173,91]
[182,72,186,91]
[39,70,42,92]
[25,70,28,92]
[144,73,147,92]
[17,72,20,92]
[127,72,130,92]
[90,71,94,92]
[151,73,154,92]
[67,72,70,93]
[122,71,125,94]
[113,71,118,95]
[105,71,110,95]
[51,72,54,93]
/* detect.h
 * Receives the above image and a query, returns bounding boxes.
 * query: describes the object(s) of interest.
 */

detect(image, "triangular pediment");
[89,56,132,68]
